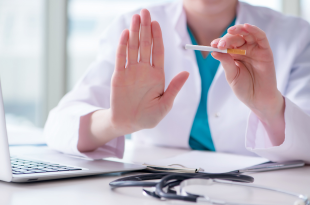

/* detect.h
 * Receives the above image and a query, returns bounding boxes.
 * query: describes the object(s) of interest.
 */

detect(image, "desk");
[1,140,309,205]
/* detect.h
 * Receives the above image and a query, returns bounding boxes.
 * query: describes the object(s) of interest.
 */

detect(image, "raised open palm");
[110,9,189,134]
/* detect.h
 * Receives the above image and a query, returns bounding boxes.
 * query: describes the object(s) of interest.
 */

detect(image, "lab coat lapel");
[212,2,244,84]
[207,2,247,149]
[165,0,201,98]
[165,0,196,59]
[165,0,184,48]
[208,1,252,113]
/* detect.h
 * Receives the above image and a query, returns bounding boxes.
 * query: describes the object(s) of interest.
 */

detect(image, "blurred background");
[0,0,309,141]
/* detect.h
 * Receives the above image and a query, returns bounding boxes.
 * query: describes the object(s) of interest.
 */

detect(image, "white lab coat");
[44,1,310,163]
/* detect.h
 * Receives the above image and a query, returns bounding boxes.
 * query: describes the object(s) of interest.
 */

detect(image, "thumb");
[211,52,239,84]
[161,71,189,110]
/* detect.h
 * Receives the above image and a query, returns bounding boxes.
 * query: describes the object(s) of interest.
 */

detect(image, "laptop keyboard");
[11,157,82,175]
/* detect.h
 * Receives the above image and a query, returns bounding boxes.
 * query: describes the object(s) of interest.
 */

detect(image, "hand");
[211,24,285,145]
[110,9,189,135]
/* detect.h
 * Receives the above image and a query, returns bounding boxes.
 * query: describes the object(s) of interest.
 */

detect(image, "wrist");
[78,109,129,153]
[251,92,285,146]
[87,109,127,147]
[107,109,136,136]
[98,109,128,137]
[251,92,284,125]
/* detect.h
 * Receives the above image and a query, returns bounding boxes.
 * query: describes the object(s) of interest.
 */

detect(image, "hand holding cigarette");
[210,24,285,146]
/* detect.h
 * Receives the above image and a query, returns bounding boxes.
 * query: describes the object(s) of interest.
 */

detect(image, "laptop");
[0,82,145,183]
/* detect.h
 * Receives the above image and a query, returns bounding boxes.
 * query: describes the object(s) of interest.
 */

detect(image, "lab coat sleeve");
[44,14,133,159]
[245,29,310,163]
[246,98,310,163]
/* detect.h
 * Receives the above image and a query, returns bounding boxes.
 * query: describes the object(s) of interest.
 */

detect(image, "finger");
[161,71,190,109]
[128,14,140,64]
[151,21,164,69]
[211,38,221,48]
[228,24,269,48]
[115,29,129,71]
[211,52,239,84]
[139,9,152,63]
[217,34,246,49]
[227,24,255,44]
[243,24,270,48]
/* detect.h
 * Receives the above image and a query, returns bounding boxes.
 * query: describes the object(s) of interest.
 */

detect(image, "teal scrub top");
[188,18,236,151]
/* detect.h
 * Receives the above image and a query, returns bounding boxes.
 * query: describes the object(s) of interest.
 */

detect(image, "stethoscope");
[109,172,309,205]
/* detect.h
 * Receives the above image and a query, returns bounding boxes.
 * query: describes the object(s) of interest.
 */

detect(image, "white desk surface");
[1,140,310,205]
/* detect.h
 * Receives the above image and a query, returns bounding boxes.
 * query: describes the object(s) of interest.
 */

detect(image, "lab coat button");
[214,113,220,118]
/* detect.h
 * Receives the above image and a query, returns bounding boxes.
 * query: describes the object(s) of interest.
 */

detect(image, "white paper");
[146,151,269,173]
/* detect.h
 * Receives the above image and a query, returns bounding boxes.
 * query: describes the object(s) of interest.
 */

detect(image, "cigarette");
[185,44,246,55]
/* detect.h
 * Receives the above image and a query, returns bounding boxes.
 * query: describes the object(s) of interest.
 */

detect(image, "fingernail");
[218,41,226,48]
[228,26,236,31]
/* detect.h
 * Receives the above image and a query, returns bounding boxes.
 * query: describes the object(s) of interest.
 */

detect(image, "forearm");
[77,109,124,152]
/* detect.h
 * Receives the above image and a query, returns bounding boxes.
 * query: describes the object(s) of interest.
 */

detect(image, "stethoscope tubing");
[109,172,254,188]
[110,172,254,202]
[110,173,309,204]
[180,178,310,205]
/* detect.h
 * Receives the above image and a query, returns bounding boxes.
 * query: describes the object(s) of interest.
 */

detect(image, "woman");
[44,0,310,162]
